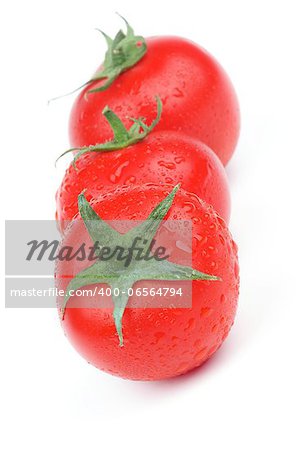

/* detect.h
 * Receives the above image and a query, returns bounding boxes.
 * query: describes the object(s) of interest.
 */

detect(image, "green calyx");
[61,185,220,346]
[56,96,162,167]
[49,15,146,103]
[90,15,147,93]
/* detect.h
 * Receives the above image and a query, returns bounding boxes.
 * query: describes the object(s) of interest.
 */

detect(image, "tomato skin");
[56,184,239,381]
[69,36,240,165]
[56,131,230,234]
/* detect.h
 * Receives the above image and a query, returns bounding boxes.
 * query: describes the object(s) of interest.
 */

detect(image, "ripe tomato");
[56,131,231,234]
[69,36,240,165]
[55,184,239,380]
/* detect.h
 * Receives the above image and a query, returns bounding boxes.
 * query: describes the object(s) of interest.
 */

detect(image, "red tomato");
[69,37,240,165]
[56,131,231,234]
[55,184,239,380]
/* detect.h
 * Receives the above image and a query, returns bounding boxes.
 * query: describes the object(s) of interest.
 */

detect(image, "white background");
[1,0,298,448]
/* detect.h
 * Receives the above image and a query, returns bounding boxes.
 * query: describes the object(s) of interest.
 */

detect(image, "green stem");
[49,15,147,103]
[102,106,130,142]
[56,96,162,168]
[61,185,220,346]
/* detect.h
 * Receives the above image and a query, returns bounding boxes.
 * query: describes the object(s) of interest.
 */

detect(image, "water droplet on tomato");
[154,331,165,344]
[109,161,129,183]
[176,240,191,253]
[124,176,136,185]
[158,160,176,170]
[183,201,196,213]
[174,156,185,164]
[184,317,196,331]
[220,294,226,303]
[200,307,213,318]
[194,347,208,362]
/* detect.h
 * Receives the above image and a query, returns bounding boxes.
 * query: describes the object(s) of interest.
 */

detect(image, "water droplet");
[174,156,185,164]
[109,161,129,183]
[176,240,192,253]
[200,307,213,318]
[220,294,226,304]
[124,176,136,184]
[208,344,218,356]
[183,202,196,213]
[211,324,219,333]
[234,262,239,277]
[184,317,196,331]
[158,160,176,170]
[177,361,189,372]
[232,240,238,253]
[63,183,73,194]
[154,332,165,344]
[195,234,207,244]
[194,347,208,362]
[219,234,225,245]
[173,88,184,98]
